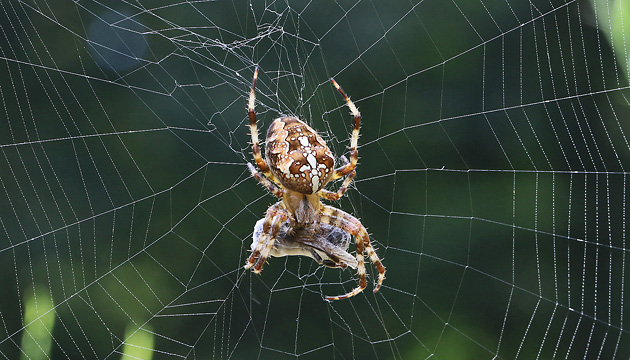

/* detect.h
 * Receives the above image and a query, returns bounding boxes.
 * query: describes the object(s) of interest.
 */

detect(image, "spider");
[244,67,385,300]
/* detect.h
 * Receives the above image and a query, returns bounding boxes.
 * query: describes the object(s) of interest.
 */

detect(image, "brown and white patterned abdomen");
[265,117,335,194]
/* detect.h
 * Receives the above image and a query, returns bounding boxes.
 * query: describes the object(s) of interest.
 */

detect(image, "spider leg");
[248,163,284,198]
[319,170,356,201]
[248,67,281,186]
[319,205,386,300]
[330,78,361,180]
[245,203,288,273]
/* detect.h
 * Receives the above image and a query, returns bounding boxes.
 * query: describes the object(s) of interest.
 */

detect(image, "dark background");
[1,0,629,359]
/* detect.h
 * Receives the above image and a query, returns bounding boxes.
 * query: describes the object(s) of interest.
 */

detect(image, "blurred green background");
[1,0,629,359]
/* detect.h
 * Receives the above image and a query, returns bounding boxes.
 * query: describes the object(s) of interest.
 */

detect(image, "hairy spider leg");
[248,67,281,186]
[330,78,361,180]
[320,205,386,300]
[247,163,284,198]
[319,170,356,201]
[244,203,288,273]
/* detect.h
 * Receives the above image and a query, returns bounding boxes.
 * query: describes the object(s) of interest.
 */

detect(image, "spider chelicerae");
[244,67,385,300]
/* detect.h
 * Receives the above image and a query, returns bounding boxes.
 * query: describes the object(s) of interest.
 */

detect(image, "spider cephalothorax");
[244,67,385,300]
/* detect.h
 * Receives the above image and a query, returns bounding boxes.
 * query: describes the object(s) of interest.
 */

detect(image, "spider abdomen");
[265,117,335,194]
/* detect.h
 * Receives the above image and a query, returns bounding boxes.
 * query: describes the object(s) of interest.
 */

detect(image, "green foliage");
[121,325,155,360]
[590,0,630,79]
[20,287,55,360]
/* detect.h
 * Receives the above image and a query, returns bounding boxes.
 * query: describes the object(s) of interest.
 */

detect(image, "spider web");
[0,0,629,359]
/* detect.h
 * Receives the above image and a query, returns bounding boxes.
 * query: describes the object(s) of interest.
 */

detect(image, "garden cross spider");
[244,67,385,300]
